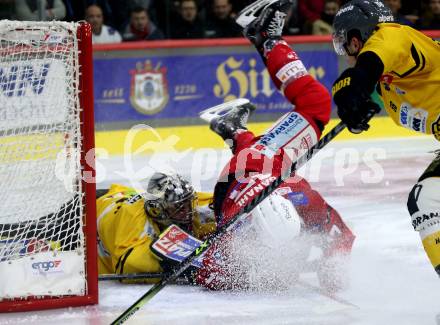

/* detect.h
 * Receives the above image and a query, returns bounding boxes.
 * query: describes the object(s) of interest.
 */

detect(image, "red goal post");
[0,21,97,312]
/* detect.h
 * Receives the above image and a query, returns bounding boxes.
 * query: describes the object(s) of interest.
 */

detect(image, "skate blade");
[199,98,250,123]
[236,0,281,27]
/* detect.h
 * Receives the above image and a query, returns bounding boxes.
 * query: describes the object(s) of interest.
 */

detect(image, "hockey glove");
[150,224,203,278]
[332,67,381,134]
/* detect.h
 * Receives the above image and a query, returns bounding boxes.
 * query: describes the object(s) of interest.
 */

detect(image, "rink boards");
[95,116,428,155]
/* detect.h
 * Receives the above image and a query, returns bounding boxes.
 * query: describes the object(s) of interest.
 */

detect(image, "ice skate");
[199,98,256,141]
[236,0,293,52]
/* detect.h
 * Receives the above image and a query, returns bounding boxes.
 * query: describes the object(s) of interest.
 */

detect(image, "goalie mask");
[143,172,197,227]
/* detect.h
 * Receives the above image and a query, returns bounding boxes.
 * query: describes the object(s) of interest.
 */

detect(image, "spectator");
[126,0,158,27]
[64,1,114,26]
[417,0,440,30]
[145,0,181,38]
[384,0,414,26]
[298,0,325,34]
[63,0,84,22]
[229,0,253,14]
[171,0,205,39]
[401,0,422,18]
[0,0,15,19]
[128,0,154,10]
[122,6,164,41]
[85,4,122,44]
[312,0,339,35]
[15,0,66,21]
[104,0,131,32]
[284,0,301,35]
[205,0,241,38]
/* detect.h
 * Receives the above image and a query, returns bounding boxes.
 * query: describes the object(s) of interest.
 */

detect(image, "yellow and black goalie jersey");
[360,23,440,141]
[96,184,216,276]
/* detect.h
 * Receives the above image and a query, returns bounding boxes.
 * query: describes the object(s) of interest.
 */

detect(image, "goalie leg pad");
[407,176,440,275]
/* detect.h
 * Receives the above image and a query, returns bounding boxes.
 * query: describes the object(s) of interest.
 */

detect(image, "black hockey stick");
[99,272,191,285]
[111,121,346,325]
[99,272,164,281]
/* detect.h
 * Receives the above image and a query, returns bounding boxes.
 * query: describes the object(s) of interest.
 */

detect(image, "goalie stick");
[111,121,347,325]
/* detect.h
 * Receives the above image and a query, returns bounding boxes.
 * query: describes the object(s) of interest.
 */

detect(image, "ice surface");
[2,136,440,325]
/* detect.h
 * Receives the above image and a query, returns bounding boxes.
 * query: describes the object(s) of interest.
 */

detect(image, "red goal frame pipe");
[0,22,98,313]
[78,20,99,308]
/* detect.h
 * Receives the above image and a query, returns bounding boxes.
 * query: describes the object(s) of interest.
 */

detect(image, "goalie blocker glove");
[150,224,204,279]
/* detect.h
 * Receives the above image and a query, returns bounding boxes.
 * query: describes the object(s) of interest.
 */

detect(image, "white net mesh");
[0,21,87,299]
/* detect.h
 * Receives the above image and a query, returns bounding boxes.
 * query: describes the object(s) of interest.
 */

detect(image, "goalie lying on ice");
[96,172,354,293]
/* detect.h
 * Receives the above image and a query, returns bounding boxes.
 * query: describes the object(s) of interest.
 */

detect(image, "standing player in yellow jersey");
[331,0,440,276]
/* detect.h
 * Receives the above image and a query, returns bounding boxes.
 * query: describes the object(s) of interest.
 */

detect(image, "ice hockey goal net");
[0,21,97,312]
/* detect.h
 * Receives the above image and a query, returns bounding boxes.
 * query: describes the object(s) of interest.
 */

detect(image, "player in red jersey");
[194,0,355,292]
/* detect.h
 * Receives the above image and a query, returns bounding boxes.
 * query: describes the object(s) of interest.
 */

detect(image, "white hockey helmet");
[249,193,302,246]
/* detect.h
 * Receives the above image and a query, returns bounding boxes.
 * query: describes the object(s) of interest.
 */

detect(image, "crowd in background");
[0,0,438,44]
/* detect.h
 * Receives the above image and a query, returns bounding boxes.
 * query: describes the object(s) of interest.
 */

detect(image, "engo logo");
[32,260,62,272]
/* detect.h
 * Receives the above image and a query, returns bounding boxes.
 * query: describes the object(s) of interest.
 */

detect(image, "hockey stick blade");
[111,121,346,325]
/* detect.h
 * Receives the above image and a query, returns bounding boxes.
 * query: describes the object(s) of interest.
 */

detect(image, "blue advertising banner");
[93,50,338,123]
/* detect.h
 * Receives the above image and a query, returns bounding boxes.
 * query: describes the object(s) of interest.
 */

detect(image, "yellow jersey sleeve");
[360,24,413,75]
[96,184,163,277]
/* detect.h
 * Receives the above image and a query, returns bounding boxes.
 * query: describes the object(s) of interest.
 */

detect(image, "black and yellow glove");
[332,67,381,134]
